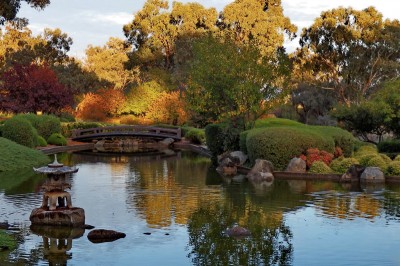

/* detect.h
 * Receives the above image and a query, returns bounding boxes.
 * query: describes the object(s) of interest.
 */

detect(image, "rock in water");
[87,229,126,243]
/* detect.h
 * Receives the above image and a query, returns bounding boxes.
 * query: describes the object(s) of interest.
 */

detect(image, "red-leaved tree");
[0,63,73,113]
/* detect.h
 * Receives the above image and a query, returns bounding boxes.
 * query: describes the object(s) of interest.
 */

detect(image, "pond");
[1,150,400,265]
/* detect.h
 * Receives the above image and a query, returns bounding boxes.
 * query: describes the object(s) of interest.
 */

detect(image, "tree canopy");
[0,0,50,25]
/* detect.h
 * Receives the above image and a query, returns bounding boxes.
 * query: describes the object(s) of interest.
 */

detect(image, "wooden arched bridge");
[71,125,182,142]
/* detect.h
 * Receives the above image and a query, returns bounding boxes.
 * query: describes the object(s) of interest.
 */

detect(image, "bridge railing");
[71,125,182,140]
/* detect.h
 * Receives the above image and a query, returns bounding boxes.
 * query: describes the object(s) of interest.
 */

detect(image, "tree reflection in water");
[187,202,293,265]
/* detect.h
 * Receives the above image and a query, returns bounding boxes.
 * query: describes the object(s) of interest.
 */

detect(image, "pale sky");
[18,0,400,58]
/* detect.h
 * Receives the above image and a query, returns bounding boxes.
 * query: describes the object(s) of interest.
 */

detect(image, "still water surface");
[1,150,400,265]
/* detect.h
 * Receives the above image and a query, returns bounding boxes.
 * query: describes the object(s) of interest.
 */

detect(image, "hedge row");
[246,127,335,170]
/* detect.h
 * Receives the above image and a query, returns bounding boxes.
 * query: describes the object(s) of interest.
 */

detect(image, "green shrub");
[0,124,3,137]
[58,112,76,122]
[395,155,400,161]
[2,116,38,148]
[378,139,400,153]
[205,124,225,163]
[239,130,249,154]
[47,133,67,146]
[365,156,388,172]
[386,161,400,176]
[355,145,378,156]
[185,128,205,144]
[379,153,392,164]
[357,153,379,166]
[37,135,47,147]
[309,161,333,174]
[246,127,335,170]
[222,123,241,151]
[16,114,61,140]
[330,157,360,174]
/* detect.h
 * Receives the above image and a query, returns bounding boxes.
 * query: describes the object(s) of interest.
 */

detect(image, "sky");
[18,0,400,58]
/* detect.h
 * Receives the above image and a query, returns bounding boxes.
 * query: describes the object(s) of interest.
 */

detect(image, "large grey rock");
[229,151,248,166]
[159,138,175,146]
[360,167,385,183]
[247,159,274,182]
[286,157,306,173]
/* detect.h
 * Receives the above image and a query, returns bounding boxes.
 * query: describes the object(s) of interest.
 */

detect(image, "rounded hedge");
[312,126,355,157]
[395,155,400,161]
[378,139,400,153]
[47,133,67,146]
[2,117,38,148]
[365,156,387,172]
[16,114,61,140]
[330,157,360,174]
[357,153,378,166]
[246,127,335,170]
[185,128,205,144]
[386,161,400,176]
[309,161,333,174]
[37,135,48,147]
[205,124,225,160]
[380,153,392,164]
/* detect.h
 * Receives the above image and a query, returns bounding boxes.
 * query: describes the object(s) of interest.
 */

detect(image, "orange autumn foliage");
[76,88,125,121]
[146,91,188,125]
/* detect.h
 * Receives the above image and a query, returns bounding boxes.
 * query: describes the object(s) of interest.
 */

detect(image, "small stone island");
[30,155,85,227]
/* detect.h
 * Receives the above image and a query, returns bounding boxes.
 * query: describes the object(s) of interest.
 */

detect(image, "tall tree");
[123,0,217,69]
[220,0,297,58]
[295,7,400,105]
[0,63,73,113]
[84,37,139,90]
[0,0,50,24]
[185,35,287,127]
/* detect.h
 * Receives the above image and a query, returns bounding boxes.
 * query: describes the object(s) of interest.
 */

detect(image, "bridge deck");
[71,125,182,141]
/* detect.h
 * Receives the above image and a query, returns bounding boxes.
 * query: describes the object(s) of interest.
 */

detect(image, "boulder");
[225,225,251,237]
[229,151,248,166]
[360,167,385,183]
[286,157,306,173]
[247,159,274,182]
[340,164,366,182]
[87,229,126,243]
[159,138,175,146]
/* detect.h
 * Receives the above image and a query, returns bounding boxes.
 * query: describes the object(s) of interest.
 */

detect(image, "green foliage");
[330,157,360,174]
[395,155,400,161]
[2,116,38,147]
[37,135,47,147]
[15,113,61,140]
[253,118,355,157]
[0,230,17,251]
[380,153,392,164]
[309,161,333,174]
[205,124,225,163]
[246,127,335,170]
[122,81,164,116]
[355,145,378,156]
[365,156,388,172]
[332,101,393,143]
[47,133,67,146]
[387,161,400,176]
[378,139,400,153]
[0,137,50,173]
[185,128,205,144]
[239,131,249,154]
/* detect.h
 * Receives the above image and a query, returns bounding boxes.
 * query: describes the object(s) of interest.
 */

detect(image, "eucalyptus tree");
[0,0,50,24]
[84,37,139,90]
[220,0,297,58]
[295,6,400,105]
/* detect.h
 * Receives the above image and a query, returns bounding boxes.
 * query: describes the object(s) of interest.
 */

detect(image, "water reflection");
[30,226,84,266]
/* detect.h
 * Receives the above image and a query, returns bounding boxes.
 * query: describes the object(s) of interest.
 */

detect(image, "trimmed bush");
[309,161,333,174]
[47,133,67,146]
[330,157,360,174]
[37,136,48,147]
[387,161,400,176]
[355,145,378,156]
[205,124,225,162]
[185,128,205,144]
[246,127,335,170]
[239,130,249,154]
[380,153,392,164]
[395,155,400,161]
[366,156,388,172]
[2,116,38,148]
[16,114,61,140]
[313,126,355,157]
[378,139,400,153]
[357,153,378,166]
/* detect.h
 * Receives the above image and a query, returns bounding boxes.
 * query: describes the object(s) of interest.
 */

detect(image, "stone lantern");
[30,155,85,227]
